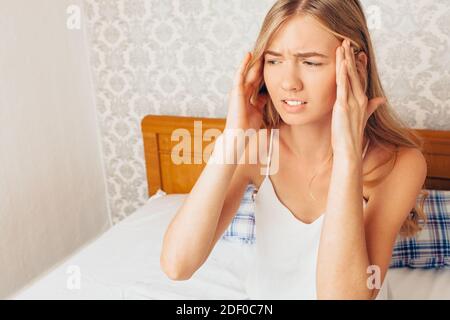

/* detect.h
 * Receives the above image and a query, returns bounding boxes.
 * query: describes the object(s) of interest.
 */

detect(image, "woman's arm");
[161,51,266,281]
[316,148,427,299]
[316,155,369,299]
[160,131,252,280]
[318,40,427,299]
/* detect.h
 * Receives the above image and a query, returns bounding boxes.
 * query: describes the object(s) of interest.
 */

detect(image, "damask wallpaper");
[83,0,450,223]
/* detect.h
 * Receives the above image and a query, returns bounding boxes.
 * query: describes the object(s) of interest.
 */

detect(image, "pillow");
[151,187,256,244]
[221,184,257,244]
[223,185,450,269]
[390,189,450,269]
[148,188,167,202]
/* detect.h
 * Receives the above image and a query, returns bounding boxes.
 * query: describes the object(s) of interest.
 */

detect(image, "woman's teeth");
[284,100,306,106]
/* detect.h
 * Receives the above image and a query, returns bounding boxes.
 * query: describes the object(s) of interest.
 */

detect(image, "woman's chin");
[278,113,310,126]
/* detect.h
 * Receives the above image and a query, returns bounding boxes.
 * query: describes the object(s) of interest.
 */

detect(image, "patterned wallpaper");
[83,0,450,223]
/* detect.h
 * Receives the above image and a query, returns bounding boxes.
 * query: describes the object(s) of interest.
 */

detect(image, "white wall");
[0,0,110,298]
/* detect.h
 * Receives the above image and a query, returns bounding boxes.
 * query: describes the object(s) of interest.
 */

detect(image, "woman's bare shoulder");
[363,142,420,187]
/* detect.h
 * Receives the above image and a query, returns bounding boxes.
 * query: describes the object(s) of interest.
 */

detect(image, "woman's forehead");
[267,15,340,55]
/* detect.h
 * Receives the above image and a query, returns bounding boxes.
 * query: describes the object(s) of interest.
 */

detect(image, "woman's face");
[263,14,342,125]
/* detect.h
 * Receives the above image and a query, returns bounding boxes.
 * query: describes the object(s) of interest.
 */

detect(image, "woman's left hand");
[331,39,386,160]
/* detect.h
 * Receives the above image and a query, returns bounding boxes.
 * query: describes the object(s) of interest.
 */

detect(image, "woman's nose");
[280,64,303,92]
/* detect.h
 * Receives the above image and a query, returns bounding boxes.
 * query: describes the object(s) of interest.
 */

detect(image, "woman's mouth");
[281,99,307,113]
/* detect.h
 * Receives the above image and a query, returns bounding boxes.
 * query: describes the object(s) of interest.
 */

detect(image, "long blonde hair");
[248,0,428,237]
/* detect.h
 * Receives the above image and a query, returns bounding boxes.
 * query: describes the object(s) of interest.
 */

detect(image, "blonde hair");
[248,0,428,237]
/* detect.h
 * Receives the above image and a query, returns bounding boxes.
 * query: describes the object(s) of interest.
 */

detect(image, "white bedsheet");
[11,194,450,300]
[12,194,255,300]
[386,268,450,300]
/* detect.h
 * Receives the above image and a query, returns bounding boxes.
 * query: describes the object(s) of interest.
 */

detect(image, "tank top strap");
[265,128,274,177]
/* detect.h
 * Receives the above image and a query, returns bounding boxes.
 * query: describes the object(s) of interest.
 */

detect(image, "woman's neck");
[279,118,368,165]
[280,118,333,165]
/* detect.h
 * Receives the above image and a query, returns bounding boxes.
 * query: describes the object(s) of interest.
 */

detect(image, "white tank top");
[245,129,389,299]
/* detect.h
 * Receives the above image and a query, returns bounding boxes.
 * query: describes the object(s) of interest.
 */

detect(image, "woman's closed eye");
[303,61,322,67]
[265,60,323,67]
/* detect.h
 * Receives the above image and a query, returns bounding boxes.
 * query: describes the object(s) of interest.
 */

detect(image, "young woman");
[161,0,428,300]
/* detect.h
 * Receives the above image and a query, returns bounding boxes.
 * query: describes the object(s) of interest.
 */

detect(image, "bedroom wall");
[0,0,110,298]
[83,0,450,224]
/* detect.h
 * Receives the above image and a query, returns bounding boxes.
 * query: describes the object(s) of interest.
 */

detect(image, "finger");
[245,55,264,86]
[344,40,365,99]
[343,61,350,102]
[233,52,252,91]
[245,58,265,100]
[253,93,268,113]
[245,80,259,99]
[335,46,343,85]
[345,61,356,103]
[342,44,355,95]
[337,59,348,103]
[341,41,357,104]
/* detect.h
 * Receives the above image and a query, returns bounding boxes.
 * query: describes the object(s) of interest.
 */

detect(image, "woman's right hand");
[224,52,268,132]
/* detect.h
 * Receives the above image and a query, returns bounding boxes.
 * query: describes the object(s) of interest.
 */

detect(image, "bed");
[11,115,450,300]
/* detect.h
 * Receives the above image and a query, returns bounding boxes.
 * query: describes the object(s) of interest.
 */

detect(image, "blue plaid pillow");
[221,184,257,244]
[390,189,450,269]
[223,185,450,269]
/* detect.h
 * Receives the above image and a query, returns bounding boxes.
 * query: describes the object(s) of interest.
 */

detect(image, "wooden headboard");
[141,115,450,196]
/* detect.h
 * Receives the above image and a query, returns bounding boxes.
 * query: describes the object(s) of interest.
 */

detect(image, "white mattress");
[386,268,450,300]
[11,194,450,300]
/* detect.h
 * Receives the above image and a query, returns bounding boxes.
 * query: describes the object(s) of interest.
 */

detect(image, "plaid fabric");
[222,185,450,269]
[221,184,256,244]
[390,189,450,269]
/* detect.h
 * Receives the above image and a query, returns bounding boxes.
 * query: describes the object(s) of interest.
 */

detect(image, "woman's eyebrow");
[264,50,328,58]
